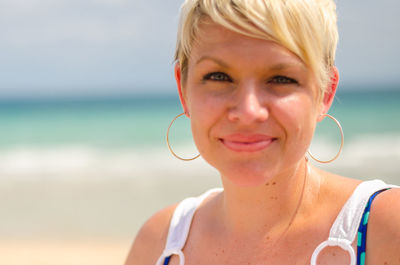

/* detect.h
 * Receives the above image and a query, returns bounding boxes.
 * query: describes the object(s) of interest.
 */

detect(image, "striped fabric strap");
[356,189,390,265]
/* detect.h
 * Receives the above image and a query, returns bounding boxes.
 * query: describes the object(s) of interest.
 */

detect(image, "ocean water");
[0,89,399,182]
[0,89,399,242]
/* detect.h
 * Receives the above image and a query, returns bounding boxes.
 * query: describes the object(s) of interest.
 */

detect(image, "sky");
[0,0,399,98]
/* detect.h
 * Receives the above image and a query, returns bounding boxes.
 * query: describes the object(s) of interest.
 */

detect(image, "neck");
[216,158,314,244]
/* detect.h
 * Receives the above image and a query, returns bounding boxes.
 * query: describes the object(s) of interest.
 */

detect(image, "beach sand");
[0,240,131,265]
[0,167,221,265]
[0,159,398,265]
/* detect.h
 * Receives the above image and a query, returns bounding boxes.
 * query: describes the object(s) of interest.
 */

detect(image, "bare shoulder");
[367,187,400,264]
[319,171,362,203]
[124,204,178,265]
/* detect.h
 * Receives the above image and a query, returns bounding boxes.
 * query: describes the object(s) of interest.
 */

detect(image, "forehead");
[190,22,305,67]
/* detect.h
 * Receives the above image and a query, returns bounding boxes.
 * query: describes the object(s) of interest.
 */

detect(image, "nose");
[227,84,269,123]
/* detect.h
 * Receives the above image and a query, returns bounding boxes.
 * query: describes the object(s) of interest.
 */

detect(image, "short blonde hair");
[174,0,338,97]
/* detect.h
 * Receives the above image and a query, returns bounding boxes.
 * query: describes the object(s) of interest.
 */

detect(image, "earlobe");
[318,67,339,121]
[174,63,190,117]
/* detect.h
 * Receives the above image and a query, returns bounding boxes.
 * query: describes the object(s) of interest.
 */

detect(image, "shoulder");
[366,187,400,263]
[124,203,178,265]
[318,172,362,205]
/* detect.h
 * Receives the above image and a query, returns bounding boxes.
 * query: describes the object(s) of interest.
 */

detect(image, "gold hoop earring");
[307,114,344,164]
[166,113,200,161]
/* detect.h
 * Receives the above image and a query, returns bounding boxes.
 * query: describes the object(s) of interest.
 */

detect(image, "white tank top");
[155,180,397,265]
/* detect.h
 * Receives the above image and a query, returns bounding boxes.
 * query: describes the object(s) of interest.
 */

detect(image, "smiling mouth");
[219,135,276,152]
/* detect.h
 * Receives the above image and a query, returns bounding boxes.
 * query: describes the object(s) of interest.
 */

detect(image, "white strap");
[155,188,223,265]
[311,179,398,265]
[155,249,184,265]
[155,180,398,265]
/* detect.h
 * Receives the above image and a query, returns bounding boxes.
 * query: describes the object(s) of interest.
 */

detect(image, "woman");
[125,0,400,264]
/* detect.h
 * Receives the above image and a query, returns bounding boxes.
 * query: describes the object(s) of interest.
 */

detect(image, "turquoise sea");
[0,88,399,242]
[0,88,399,182]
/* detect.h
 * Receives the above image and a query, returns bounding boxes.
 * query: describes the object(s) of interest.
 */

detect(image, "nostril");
[227,104,269,123]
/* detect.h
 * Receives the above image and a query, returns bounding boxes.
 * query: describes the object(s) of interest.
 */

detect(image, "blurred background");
[0,0,399,264]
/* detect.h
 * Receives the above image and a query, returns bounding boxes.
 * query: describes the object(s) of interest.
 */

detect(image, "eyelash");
[203,72,232,82]
[269,75,298,84]
[203,72,298,85]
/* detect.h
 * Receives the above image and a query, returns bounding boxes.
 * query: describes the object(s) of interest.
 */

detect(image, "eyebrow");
[195,56,306,72]
[268,62,307,72]
[195,56,229,68]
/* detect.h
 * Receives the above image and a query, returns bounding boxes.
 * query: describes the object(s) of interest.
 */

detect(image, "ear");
[318,66,339,122]
[174,63,190,117]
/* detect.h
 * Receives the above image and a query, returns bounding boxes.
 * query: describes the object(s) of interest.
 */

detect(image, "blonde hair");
[174,0,339,97]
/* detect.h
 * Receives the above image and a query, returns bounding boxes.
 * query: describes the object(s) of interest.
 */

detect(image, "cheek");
[187,93,224,151]
[187,83,216,111]
[274,94,318,145]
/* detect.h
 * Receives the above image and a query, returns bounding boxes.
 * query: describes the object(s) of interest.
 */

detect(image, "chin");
[221,166,275,187]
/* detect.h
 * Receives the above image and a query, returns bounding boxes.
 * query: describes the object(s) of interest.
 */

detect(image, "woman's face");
[176,22,335,186]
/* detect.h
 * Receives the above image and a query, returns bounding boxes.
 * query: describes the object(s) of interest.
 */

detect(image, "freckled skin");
[125,21,400,265]
[179,22,323,187]
[167,22,352,265]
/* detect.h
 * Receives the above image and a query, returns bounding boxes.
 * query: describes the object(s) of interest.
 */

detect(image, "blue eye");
[203,72,232,82]
[270,75,298,84]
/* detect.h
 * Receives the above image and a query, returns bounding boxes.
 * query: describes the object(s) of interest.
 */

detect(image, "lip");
[220,133,276,152]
